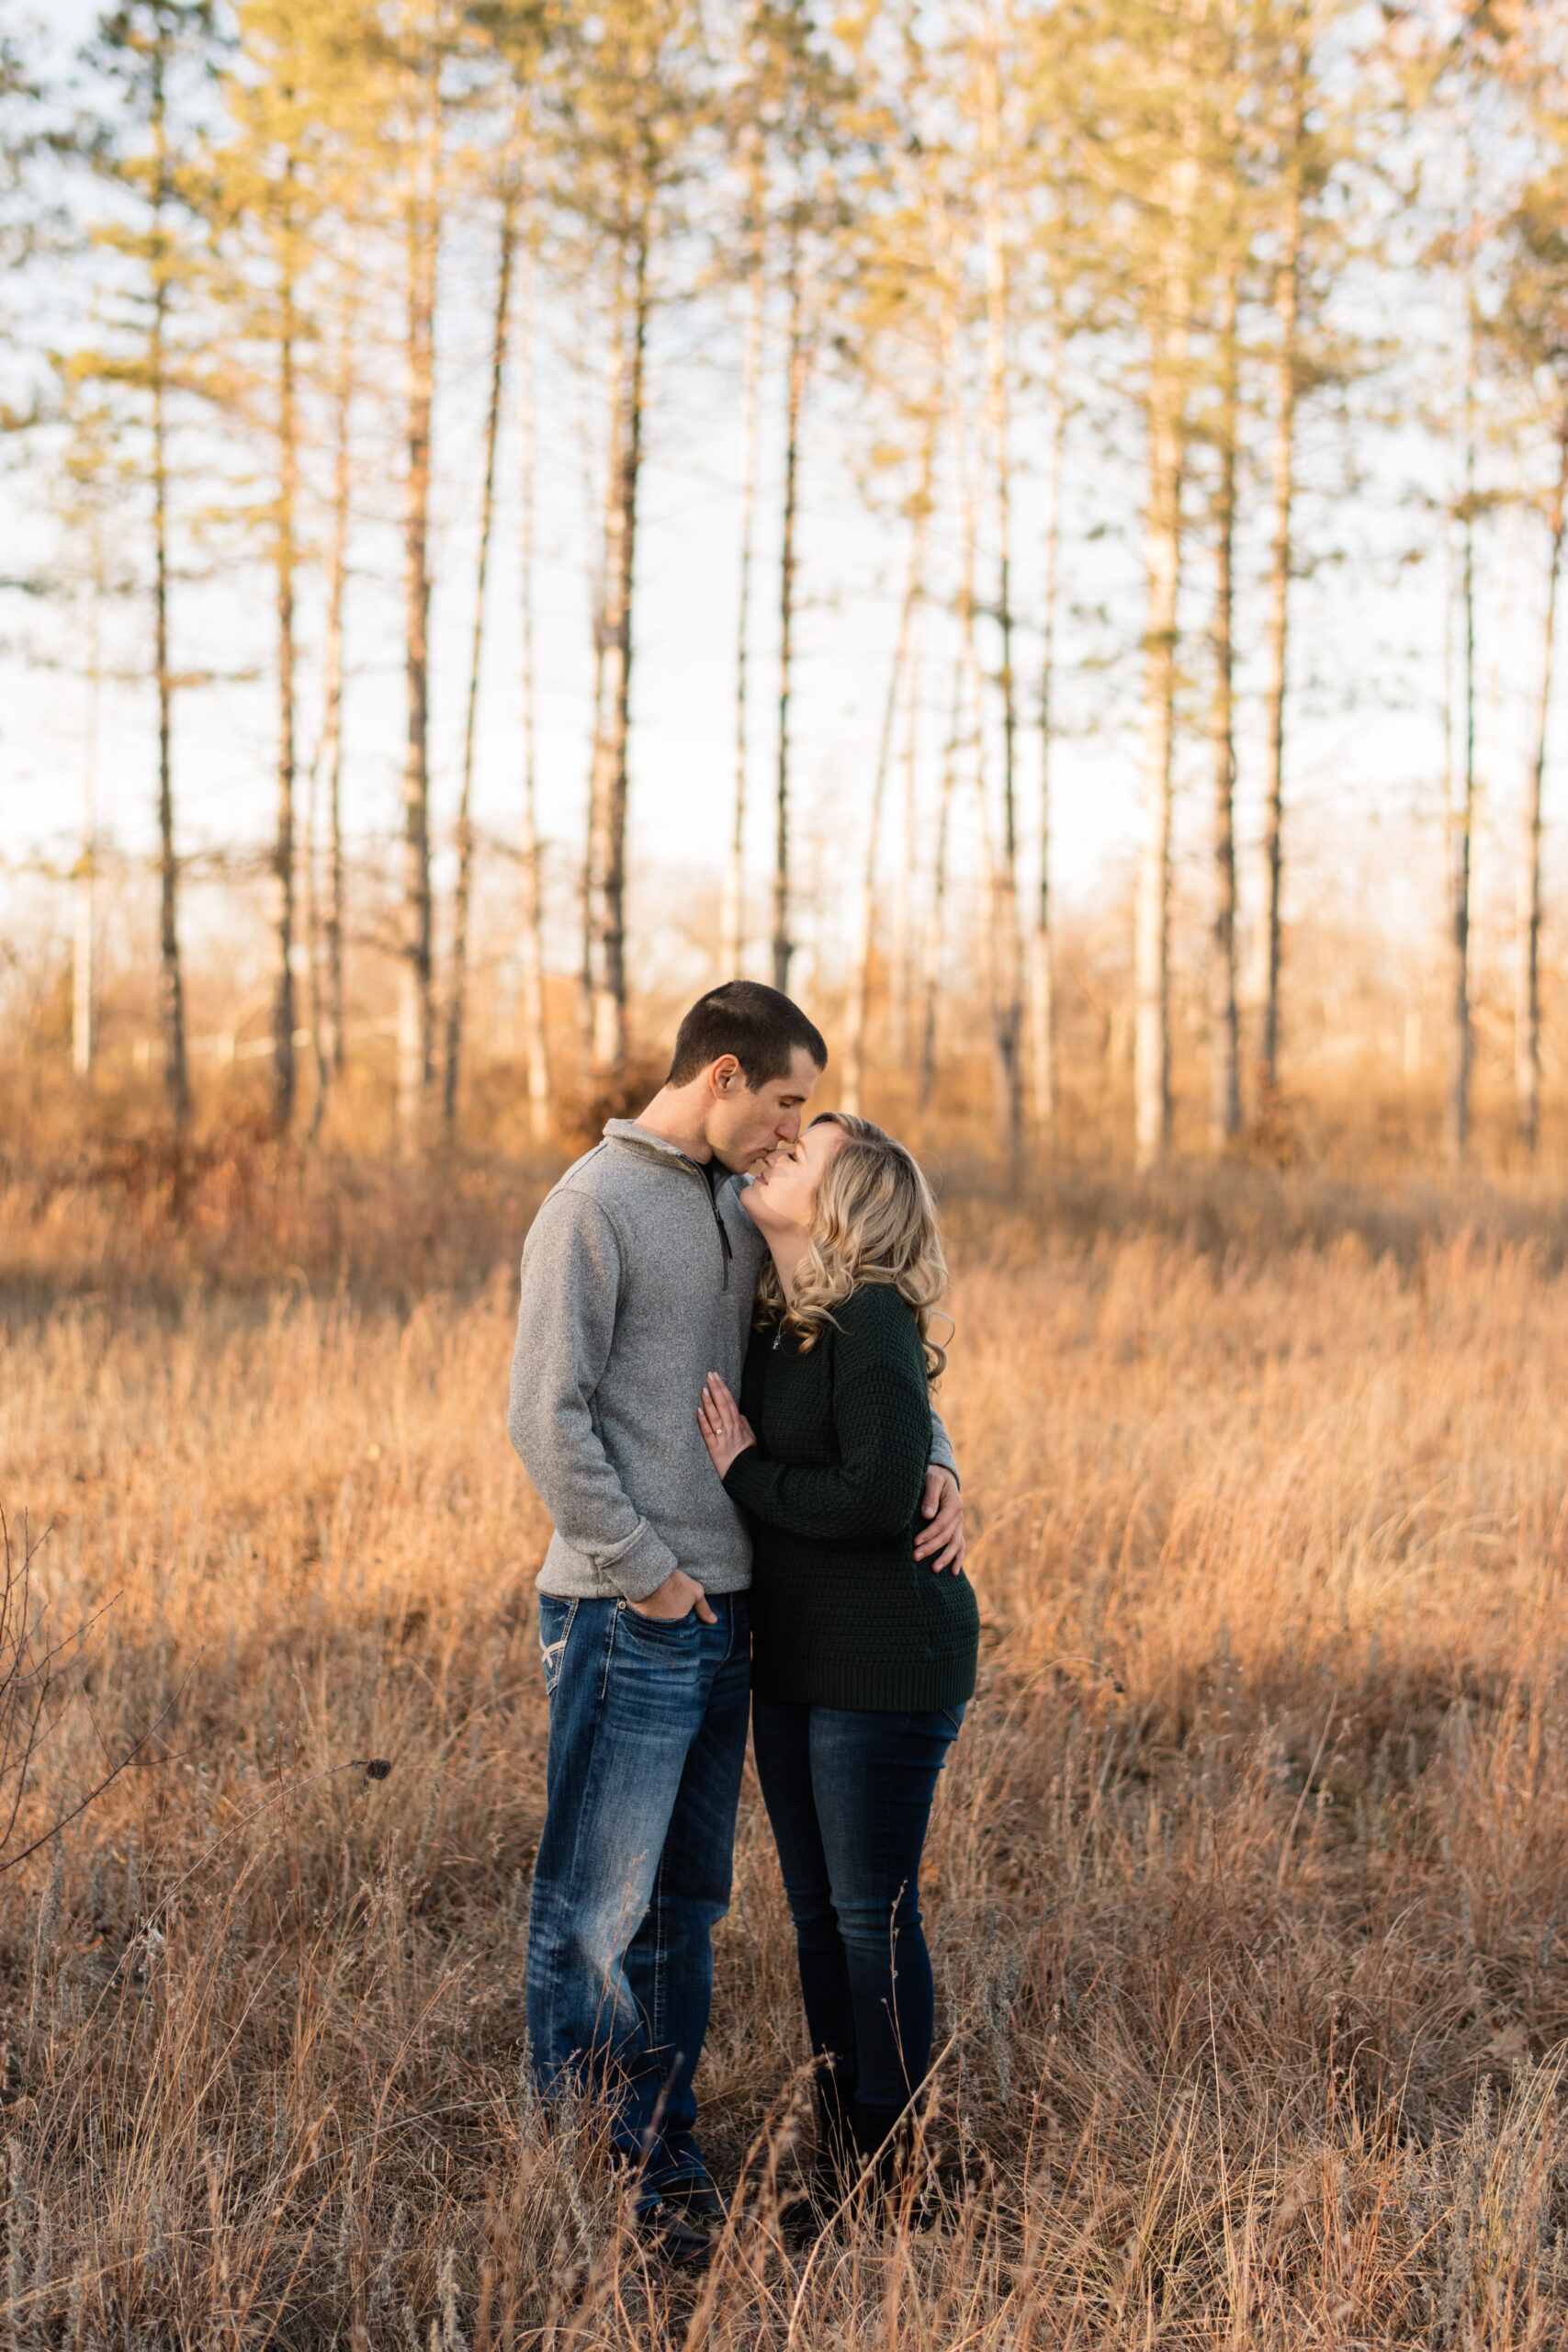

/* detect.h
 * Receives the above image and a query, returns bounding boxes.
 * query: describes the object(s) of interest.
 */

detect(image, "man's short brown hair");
[666,981,828,1091]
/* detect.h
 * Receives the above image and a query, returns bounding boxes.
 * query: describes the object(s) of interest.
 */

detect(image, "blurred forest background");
[3,0,1568,1204]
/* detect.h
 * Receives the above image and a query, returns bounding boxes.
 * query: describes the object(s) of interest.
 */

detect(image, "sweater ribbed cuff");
[596,1517,682,1604]
[721,1449,765,1512]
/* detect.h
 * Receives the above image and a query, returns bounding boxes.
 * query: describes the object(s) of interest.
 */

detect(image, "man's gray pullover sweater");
[508,1120,957,1604]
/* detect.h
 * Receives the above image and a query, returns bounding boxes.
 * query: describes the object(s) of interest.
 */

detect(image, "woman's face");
[743,1118,843,1238]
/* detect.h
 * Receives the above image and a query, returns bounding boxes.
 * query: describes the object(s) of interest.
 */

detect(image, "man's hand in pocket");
[629,1568,716,1623]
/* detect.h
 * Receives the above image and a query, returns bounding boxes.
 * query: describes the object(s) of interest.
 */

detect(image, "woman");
[696,1111,979,2205]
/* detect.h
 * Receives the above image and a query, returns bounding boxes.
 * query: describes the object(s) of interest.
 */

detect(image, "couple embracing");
[508,981,979,2265]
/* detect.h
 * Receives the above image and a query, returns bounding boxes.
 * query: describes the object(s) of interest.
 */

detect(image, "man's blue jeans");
[526,1591,750,2187]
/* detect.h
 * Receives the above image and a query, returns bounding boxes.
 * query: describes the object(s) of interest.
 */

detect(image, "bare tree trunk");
[843,435,931,1117]
[73,548,101,1082]
[723,253,763,982]
[1134,61,1198,1174]
[981,34,1022,1174]
[587,222,648,1078]
[1134,382,1180,1172]
[73,857,94,1080]
[444,185,516,1139]
[581,315,617,1062]
[397,165,438,1156]
[1447,407,1478,1163]
[516,222,550,1143]
[1032,380,1066,1129]
[940,240,992,1096]
[1517,408,1567,1150]
[1260,172,1301,1098]
[271,263,299,1133]
[920,657,964,1112]
[310,322,353,1134]
[773,227,807,996]
[153,379,188,1122]
[1209,252,1241,1148]
[303,732,326,1136]
[890,588,921,1069]
[150,71,189,1132]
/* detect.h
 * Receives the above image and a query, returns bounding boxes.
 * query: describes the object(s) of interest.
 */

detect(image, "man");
[508,981,964,2263]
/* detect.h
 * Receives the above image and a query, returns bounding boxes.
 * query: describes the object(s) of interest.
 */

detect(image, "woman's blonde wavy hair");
[754,1112,952,1382]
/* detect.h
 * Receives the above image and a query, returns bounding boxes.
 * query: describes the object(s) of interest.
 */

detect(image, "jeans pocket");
[622,1603,698,1642]
[539,1598,577,1696]
[941,1703,966,1737]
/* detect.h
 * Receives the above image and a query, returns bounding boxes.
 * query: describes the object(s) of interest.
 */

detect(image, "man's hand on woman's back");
[914,1466,965,1574]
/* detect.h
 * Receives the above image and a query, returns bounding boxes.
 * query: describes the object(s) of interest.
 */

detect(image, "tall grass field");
[4,1168,1568,2345]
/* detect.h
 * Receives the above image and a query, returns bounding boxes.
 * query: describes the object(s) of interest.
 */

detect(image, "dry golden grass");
[4,1211,1568,2346]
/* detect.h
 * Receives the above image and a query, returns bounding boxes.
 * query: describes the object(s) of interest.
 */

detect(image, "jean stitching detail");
[540,1599,579,1696]
[649,1844,667,2128]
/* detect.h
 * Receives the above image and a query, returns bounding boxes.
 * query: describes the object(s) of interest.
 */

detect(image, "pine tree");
[1495,165,1568,1151]
[1203,8,1242,1152]
[211,0,356,1131]
[443,160,518,1138]
[730,0,856,999]
[1131,2,1204,1173]
[557,0,710,1079]
[75,0,225,1130]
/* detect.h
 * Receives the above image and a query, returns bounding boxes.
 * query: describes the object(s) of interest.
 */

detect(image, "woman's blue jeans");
[751,1696,964,2110]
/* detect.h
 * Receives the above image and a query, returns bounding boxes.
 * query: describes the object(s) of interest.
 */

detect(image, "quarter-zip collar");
[602,1119,736,1289]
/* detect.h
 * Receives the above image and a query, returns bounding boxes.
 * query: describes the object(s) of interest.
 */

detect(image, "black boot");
[815,2062,859,2200]
[780,2063,859,2246]
[850,2098,907,2188]
[850,2098,933,2224]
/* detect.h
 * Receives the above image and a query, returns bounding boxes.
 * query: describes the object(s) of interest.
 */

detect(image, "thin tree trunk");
[1209,250,1241,1148]
[588,221,648,1078]
[1447,398,1478,1163]
[303,729,325,1135]
[153,348,187,1121]
[723,252,763,983]
[1032,381,1066,1129]
[1134,36,1201,1177]
[151,48,188,1129]
[1133,367,1181,1172]
[982,32,1022,1173]
[1133,183,1195,1171]
[581,313,618,1062]
[303,719,333,1143]
[271,261,299,1132]
[310,319,353,1129]
[1260,169,1301,1098]
[890,589,921,1068]
[1517,407,1567,1150]
[397,161,438,1156]
[73,857,94,1080]
[919,657,964,1113]
[843,433,932,1117]
[939,233,991,1075]
[773,226,807,996]
[444,184,516,1138]
[74,542,101,1081]
[517,218,550,1142]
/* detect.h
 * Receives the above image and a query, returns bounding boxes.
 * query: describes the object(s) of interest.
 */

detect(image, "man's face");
[706,1046,821,1174]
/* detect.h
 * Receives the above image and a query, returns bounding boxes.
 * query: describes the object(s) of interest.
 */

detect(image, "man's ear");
[709,1054,744,1097]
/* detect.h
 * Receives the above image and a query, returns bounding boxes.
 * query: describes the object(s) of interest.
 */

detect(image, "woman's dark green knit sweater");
[723,1281,979,1713]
